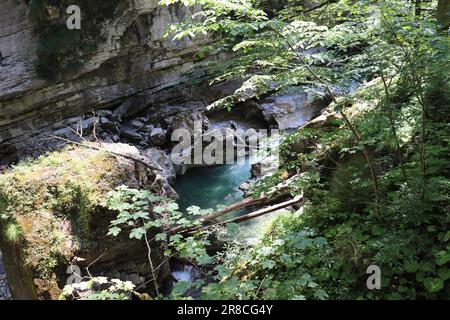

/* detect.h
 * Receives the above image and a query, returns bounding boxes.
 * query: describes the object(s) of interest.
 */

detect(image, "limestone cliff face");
[0,0,210,164]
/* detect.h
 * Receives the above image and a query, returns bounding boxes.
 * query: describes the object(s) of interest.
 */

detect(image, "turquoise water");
[174,159,291,243]
[174,130,295,239]
[175,160,252,213]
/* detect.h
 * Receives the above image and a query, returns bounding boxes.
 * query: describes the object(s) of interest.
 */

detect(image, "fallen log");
[187,194,304,234]
[169,195,272,234]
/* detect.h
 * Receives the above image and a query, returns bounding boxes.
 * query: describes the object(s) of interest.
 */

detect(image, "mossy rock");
[0,143,166,299]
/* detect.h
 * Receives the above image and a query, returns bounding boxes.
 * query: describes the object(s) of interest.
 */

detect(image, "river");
[175,159,252,214]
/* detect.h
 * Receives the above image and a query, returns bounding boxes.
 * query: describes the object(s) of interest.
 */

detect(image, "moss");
[4,223,22,243]
[0,145,131,297]
[29,0,122,81]
[35,27,82,81]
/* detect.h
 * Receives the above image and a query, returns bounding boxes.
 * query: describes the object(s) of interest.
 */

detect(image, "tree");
[437,0,449,28]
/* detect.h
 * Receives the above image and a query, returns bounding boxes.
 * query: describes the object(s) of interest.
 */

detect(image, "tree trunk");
[271,27,382,216]
[437,0,449,28]
[169,195,276,234]
[415,0,422,16]
[186,195,304,234]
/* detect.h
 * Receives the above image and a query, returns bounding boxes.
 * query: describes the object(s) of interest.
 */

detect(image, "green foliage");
[105,186,215,267]
[202,220,331,300]
[329,155,372,212]
[60,277,136,300]
[9,0,449,301]
[105,185,212,238]
[4,222,22,243]
[156,0,450,300]
[105,185,161,240]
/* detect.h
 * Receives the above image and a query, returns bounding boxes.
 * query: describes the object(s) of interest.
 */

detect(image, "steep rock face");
[0,0,212,164]
[0,0,39,97]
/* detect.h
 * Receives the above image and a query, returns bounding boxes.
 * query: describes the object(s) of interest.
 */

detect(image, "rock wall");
[0,0,215,164]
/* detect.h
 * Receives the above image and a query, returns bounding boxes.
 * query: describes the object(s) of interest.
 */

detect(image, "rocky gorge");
[0,0,447,302]
[0,0,332,300]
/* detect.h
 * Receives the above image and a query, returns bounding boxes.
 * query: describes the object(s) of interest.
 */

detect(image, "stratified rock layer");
[0,0,212,163]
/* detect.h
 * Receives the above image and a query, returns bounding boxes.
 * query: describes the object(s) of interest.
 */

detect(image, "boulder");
[257,89,328,129]
[0,144,170,300]
[143,147,177,196]
[120,127,143,142]
[170,110,210,134]
[303,110,342,129]
[148,127,168,147]
[128,120,146,130]
[238,180,254,195]
[101,120,120,134]
[95,110,113,118]
[250,157,279,178]
[113,95,149,120]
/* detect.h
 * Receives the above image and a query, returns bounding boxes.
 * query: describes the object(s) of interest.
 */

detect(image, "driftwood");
[169,194,283,234]
[186,195,303,234]
[169,196,267,234]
